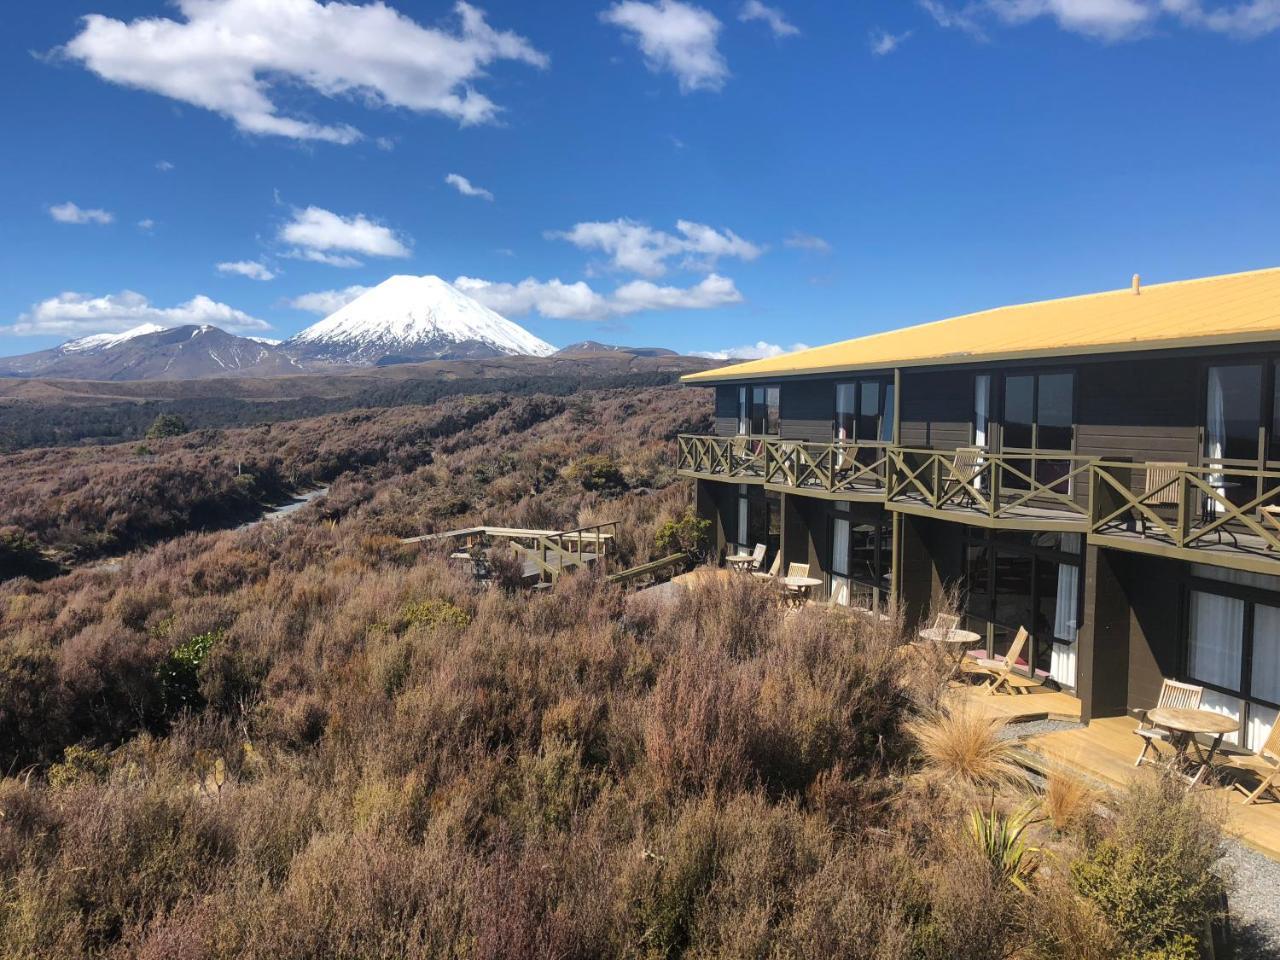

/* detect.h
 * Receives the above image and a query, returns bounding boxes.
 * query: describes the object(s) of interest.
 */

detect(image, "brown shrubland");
[0,383,1233,958]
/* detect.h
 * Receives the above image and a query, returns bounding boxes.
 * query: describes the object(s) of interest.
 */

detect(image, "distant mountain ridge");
[285,275,555,364]
[0,324,305,381]
[555,340,678,358]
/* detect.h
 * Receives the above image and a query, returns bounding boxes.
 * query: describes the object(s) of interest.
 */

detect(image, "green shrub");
[1071,774,1224,960]
[567,454,628,493]
[156,630,222,717]
[145,413,189,439]
[48,744,111,788]
[655,508,711,562]
[399,598,471,632]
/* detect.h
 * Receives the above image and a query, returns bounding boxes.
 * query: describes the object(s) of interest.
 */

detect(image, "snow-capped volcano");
[285,275,555,363]
[61,322,169,353]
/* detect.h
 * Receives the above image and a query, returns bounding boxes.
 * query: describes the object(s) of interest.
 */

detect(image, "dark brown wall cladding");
[1079,544,1131,721]
[696,478,735,557]
[780,379,835,443]
[1075,357,1201,467]
[1118,551,1184,711]
[899,369,973,450]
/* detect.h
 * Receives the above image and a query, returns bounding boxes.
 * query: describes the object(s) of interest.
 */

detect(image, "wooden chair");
[944,447,986,506]
[1137,462,1183,535]
[1132,679,1203,767]
[1233,718,1280,805]
[967,627,1039,695]
[749,542,767,571]
[1261,505,1280,552]
[751,551,781,582]
[782,562,811,606]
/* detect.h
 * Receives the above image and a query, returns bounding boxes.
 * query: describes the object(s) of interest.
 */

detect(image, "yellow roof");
[683,266,1280,383]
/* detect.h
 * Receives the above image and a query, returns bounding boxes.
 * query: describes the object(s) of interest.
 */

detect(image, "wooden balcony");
[886,447,1093,531]
[676,434,889,500]
[1090,461,1280,575]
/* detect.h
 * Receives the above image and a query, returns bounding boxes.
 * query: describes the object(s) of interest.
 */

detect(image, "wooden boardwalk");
[947,683,1082,723]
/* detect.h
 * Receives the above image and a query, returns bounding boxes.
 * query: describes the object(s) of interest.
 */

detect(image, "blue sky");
[2,0,1278,360]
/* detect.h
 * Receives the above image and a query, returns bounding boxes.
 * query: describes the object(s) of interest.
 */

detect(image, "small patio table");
[725,552,758,574]
[780,575,823,606]
[918,627,983,680]
[1148,707,1239,786]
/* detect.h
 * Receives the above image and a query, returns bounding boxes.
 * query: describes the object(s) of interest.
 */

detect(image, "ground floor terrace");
[694,476,1280,753]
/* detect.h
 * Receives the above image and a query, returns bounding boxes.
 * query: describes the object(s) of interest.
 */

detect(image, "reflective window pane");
[1205,364,1261,462]
[1188,590,1244,690]
[835,383,856,441]
[1003,375,1034,449]
[1252,604,1280,704]
[1037,373,1074,450]
[857,381,880,441]
[881,383,896,442]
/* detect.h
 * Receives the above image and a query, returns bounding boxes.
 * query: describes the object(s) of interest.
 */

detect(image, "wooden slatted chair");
[1137,462,1184,535]
[1132,679,1203,768]
[1233,718,1280,805]
[751,551,781,582]
[967,627,1039,695]
[944,447,986,507]
[782,562,811,606]
[749,542,767,572]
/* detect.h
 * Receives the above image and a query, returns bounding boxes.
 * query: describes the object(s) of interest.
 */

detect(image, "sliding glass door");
[738,385,781,436]
[1000,371,1075,493]
[1204,363,1263,512]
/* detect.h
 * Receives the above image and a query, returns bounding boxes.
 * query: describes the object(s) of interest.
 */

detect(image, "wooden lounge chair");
[967,627,1039,695]
[1233,717,1280,805]
[752,551,781,582]
[1132,679,1203,768]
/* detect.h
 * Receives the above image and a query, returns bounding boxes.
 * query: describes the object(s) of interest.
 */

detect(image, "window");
[1186,565,1280,751]
[830,508,892,608]
[738,385,780,436]
[1000,371,1075,492]
[833,378,893,443]
[974,375,991,449]
[962,529,1082,689]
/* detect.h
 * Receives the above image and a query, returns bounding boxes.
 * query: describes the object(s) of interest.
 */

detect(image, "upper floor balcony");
[677,434,1280,575]
[675,434,889,500]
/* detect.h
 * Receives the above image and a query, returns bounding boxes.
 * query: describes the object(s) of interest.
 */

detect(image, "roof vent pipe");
[1132,273,1141,295]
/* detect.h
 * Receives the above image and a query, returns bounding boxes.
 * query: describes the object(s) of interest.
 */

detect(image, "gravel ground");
[995,718,1082,741]
[1223,842,1280,958]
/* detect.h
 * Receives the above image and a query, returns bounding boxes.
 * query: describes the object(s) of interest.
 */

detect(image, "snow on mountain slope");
[285,275,555,363]
[61,322,169,353]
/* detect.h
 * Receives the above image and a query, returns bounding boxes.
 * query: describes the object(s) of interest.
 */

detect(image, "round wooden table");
[918,627,983,679]
[725,552,757,574]
[780,575,823,606]
[1148,707,1239,786]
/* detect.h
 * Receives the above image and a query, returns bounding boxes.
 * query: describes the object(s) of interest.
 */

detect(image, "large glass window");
[1000,371,1075,492]
[741,385,780,436]
[1205,364,1262,463]
[962,529,1081,689]
[831,509,892,608]
[833,378,892,443]
[1185,565,1280,752]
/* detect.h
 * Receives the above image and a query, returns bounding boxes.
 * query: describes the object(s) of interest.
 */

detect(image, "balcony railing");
[1090,461,1280,556]
[677,435,1280,568]
[676,434,889,495]
[887,447,1094,525]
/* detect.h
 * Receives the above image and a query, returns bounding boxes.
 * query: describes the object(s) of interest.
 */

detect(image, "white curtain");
[974,375,990,448]
[1252,604,1280,704]
[737,495,749,551]
[1200,689,1243,746]
[1049,560,1079,688]
[832,518,850,577]
[737,387,749,435]
[1247,703,1279,753]
[1205,367,1227,510]
[1189,590,1244,690]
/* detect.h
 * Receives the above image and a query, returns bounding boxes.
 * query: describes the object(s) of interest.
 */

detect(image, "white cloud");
[59,0,548,144]
[279,206,410,266]
[739,1,800,36]
[922,0,1280,39]
[49,201,113,225]
[288,285,370,315]
[870,28,913,54]
[454,272,742,321]
[137,218,156,231]
[694,340,810,360]
[783,230,831,253]
[445,172,494,201]
[601,1,728,92]
[6,291,270,337]
[155,160,174,172]
[551,218,761,277]
[217,259,276,281]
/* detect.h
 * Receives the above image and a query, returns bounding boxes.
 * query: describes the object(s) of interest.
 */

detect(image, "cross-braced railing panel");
[676,435,888,495]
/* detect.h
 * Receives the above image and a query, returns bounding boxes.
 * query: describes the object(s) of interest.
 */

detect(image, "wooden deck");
[947,682,1083,722]
[1019,715,1280,861]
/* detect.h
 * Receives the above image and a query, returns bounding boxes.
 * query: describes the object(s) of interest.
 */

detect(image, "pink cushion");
[965,648,986,659]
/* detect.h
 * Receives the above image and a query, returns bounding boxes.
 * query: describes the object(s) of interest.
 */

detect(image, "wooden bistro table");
[1147,707,1239,787]
[780,575,823,607]
[725,551,758,574]
[918,627,984,680]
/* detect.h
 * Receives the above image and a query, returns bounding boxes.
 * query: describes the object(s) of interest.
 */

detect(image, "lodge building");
[678,267,1280,752]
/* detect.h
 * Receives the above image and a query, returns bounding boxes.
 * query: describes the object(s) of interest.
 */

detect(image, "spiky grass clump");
[907,706,1026,793]
[1042,768,1099,834]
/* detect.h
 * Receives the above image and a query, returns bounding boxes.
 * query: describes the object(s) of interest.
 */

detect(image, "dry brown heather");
[0,385,712,564]
[0,385,1230,959]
